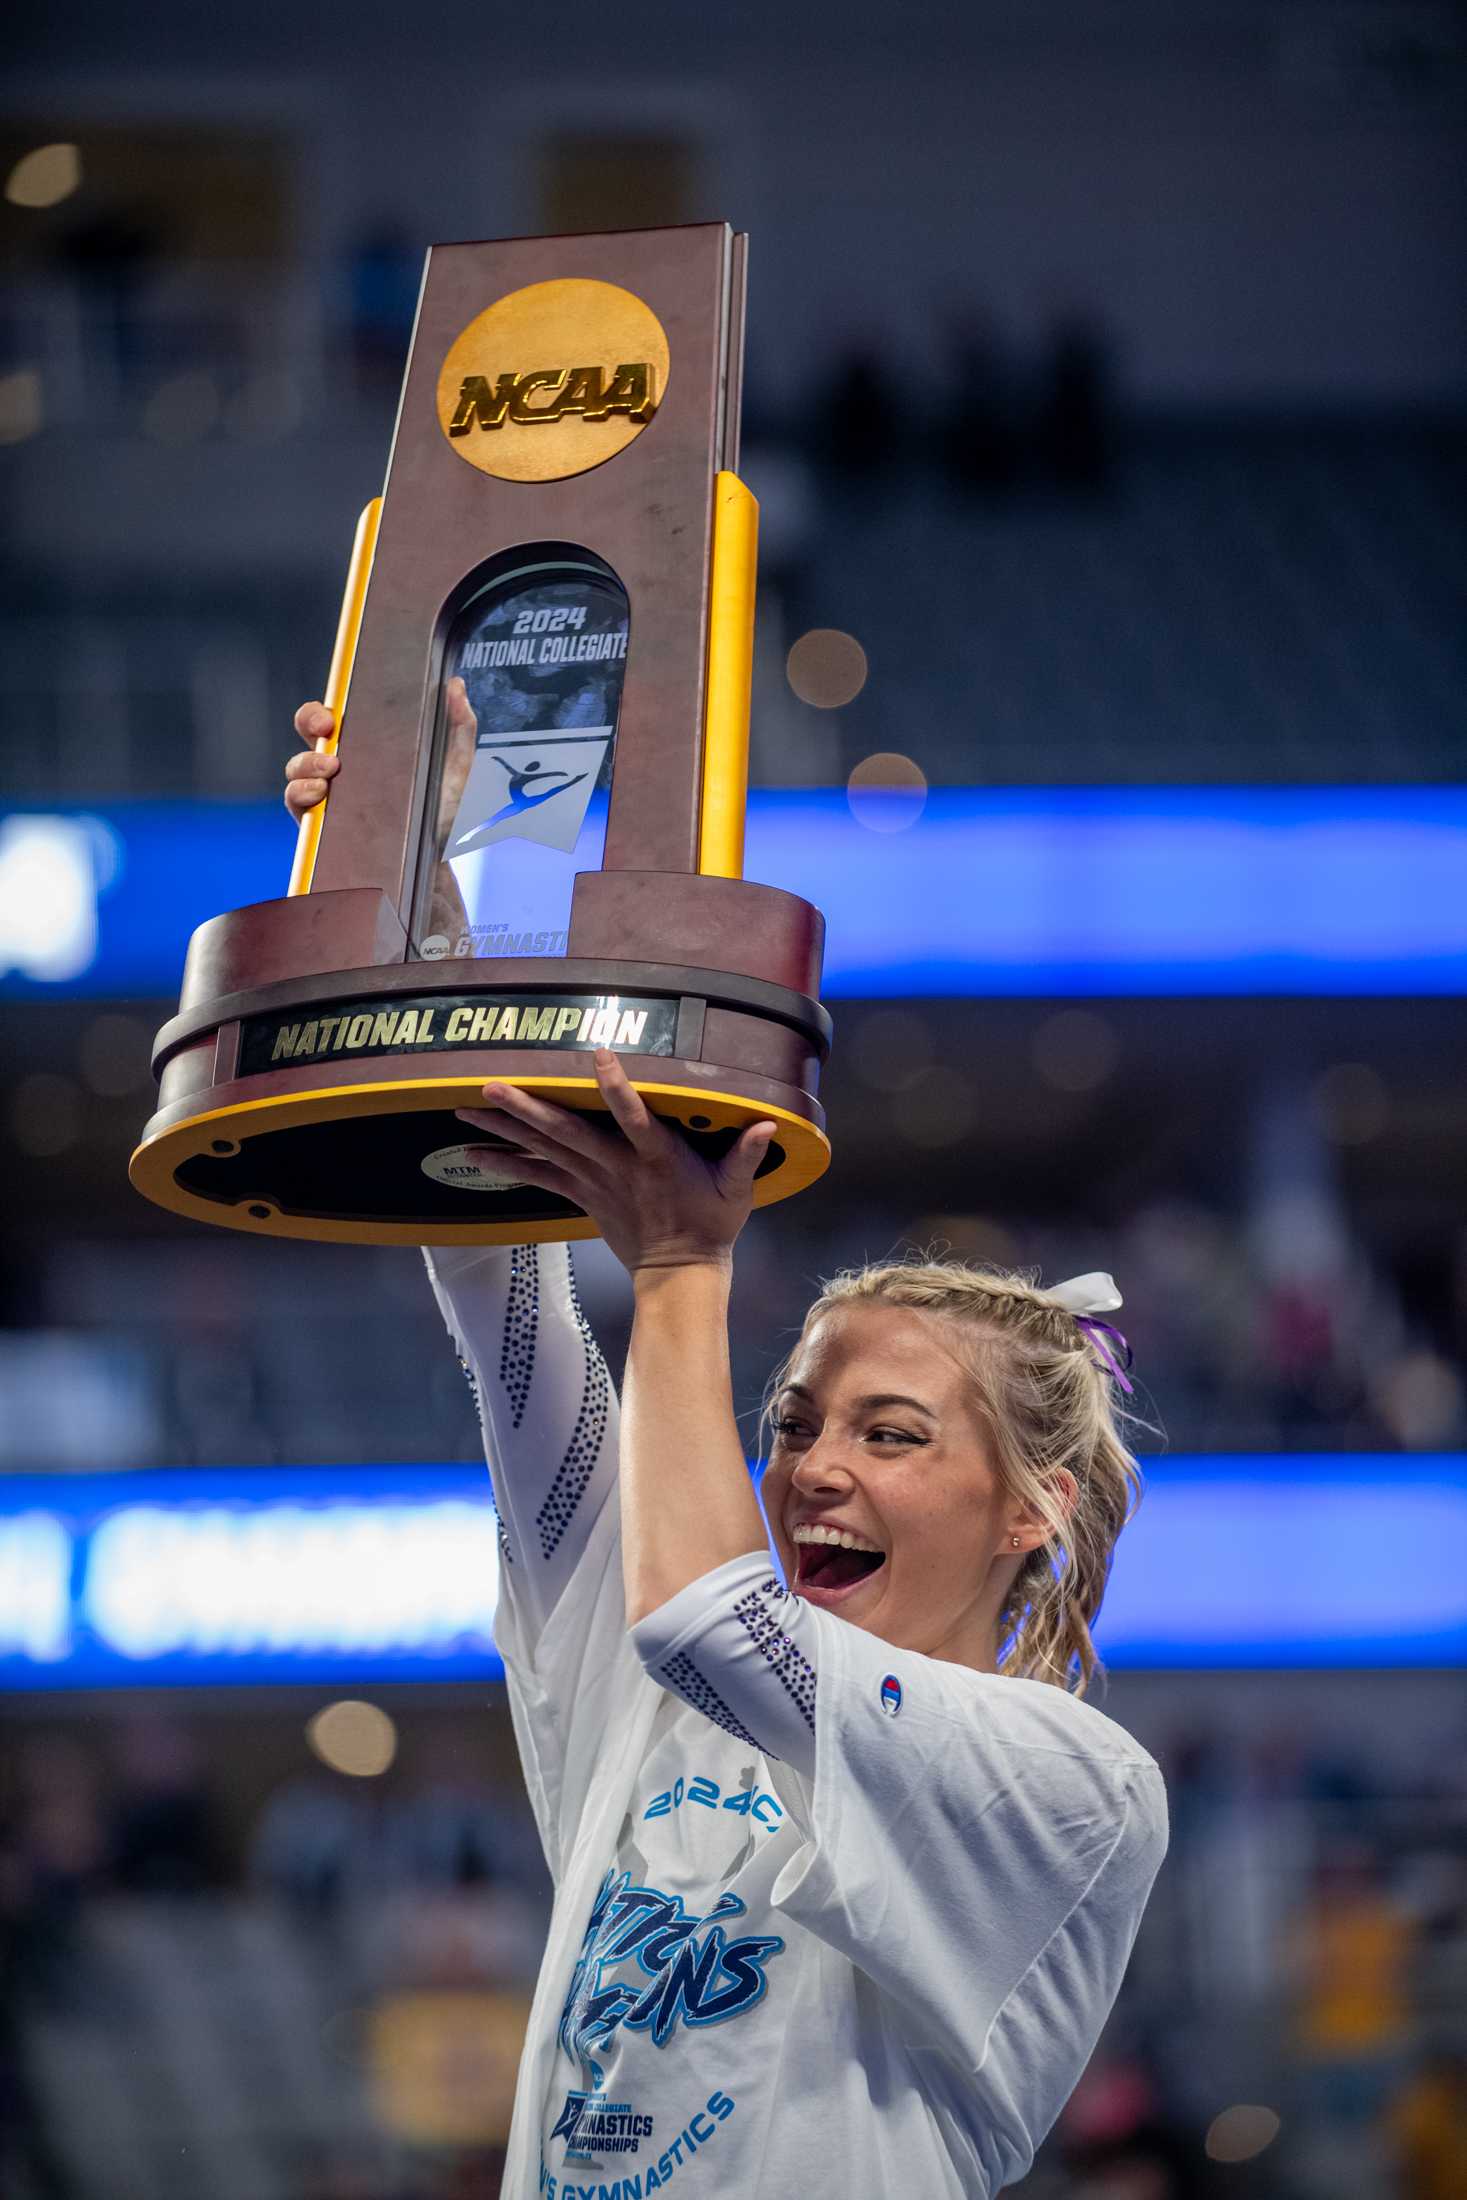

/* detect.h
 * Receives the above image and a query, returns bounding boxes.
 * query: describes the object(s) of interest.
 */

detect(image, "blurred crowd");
[0,1710,548,2200]
[2,1700,1465,2199]
[922,1191,1464,1460]
[641,1130,1467,1467]
[10,1165,1465,1480]
[14,196,1117,491]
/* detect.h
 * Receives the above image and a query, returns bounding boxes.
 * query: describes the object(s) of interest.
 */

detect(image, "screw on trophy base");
[129,225,833,1247]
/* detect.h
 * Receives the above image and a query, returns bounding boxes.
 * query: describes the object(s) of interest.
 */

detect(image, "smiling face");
[761,1301,1036,1671]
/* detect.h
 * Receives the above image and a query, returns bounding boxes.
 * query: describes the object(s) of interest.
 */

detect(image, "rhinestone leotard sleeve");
[629,1551,820,1779]
[423,1241,621,1645]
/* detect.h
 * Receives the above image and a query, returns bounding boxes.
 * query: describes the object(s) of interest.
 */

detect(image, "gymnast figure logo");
[489,754,587,828]
[446,726,612,858]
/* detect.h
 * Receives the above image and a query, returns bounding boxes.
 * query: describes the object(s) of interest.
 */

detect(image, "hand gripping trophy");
[130,225,830,1246]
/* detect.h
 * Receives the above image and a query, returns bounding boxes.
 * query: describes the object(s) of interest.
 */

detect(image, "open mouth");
[793,1542,887,1603]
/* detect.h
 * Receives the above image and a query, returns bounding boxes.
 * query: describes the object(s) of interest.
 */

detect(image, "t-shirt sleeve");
[634,1557,1167,2141]
[629,1550,819,1774]
[761,1605,1168,2165]
[632,1553,1166,2180]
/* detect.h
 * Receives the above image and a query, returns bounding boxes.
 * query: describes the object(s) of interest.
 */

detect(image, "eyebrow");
[781,1382,938,1420]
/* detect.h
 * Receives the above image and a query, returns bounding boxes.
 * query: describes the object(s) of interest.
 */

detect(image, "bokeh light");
[0,369,43,446]
[225,373,306,442]
[846,751,927,833]
[906,1213,1019,1267]
[1204,2104,1281,2163]
[5,143,82,208]
[1032,1009,1120,1093]
[10,1072,84,1157]
[786,627,868,707]
[1312,1060,1389,1145]
[1373,1347,1464,1449]
[891,1065,975,1148]
[850,1005,934,1092]
[142,373,222,445]
[307,1699,398,1778]
[78,1013,155,1097]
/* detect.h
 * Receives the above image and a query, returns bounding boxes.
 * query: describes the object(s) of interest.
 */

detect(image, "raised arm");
[454,1055,776,1641]
[433,1212,822,1781]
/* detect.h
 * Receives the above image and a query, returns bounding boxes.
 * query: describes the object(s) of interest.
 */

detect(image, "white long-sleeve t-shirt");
[425,1241,1168,2200]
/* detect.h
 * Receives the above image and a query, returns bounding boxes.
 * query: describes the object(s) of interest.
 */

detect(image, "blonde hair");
[763,1257,1148,1698]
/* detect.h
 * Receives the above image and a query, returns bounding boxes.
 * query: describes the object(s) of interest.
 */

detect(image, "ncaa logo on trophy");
[131,226,832,1248]
[435,276,669,481]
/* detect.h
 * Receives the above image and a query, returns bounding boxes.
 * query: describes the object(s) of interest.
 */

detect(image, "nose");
[787,1435,858,1497]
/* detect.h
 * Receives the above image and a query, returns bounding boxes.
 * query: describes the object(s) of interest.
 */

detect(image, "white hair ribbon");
[1046,1273,1135,1392]
[1046,1272,1124,1315]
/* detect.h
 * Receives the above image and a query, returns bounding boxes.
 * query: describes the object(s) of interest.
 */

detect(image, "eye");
[868,1426,927,1447]
[771,1414,811,1440]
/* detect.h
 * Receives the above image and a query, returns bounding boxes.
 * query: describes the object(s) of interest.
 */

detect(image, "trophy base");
[130,954,831,1246]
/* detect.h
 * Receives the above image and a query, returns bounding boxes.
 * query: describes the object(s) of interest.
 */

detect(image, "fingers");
[723,1121,778,1193]
[592,1050,664,1154]
[294,701,334,747]
[455,1145,528,1183]
[461,1148,584,1204]
[455,1086,610,1169]
[287,702,338,817]
[435,679,478,844]
[285,750,339,782]
[455,1106,541,1146]
[442,680,477,773]
[453,1115,570,1183]
[283,748,339,818]
[455,1109,505,1136]
[444,675,477,736]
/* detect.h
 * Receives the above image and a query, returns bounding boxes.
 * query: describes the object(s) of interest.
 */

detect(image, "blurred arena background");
[2,2,1466,2195]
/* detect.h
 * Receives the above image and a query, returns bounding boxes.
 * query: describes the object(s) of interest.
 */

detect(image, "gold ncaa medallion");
[436,277,670,483]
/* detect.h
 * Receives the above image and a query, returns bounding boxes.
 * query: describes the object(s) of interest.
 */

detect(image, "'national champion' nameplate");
[240,992,677,1077]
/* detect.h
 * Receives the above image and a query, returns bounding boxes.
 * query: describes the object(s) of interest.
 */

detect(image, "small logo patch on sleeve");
[879,1674,903,1718]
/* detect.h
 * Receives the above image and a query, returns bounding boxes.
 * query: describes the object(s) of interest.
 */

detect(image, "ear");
[1006,1468,1079,1549]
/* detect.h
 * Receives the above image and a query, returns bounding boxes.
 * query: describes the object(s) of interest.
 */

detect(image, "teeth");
[790,1524,883,1555]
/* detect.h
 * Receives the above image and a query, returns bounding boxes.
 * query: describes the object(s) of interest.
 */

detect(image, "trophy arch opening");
[411,544,630,964]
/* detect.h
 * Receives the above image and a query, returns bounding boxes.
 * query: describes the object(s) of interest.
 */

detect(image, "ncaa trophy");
[130,224,831,1245]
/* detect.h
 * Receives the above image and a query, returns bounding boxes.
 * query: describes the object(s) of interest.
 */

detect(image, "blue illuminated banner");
[0,1457,1463,1689]
[0,1467,504,1690]
[3,790,1467,999]
[1094,1456,1467,1668]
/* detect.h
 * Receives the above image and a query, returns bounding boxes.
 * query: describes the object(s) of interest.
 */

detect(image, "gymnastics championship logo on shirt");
[880,1673,903,1717]
[549,2091,653,2159]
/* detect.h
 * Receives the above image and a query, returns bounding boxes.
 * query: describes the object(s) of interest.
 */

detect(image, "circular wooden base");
[129,1067,831,1246]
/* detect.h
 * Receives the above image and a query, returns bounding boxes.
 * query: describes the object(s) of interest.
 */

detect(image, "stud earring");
[1011,1536,1021,1549]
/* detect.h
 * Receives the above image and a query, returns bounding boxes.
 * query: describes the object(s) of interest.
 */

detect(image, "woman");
[287,708,1168,2199]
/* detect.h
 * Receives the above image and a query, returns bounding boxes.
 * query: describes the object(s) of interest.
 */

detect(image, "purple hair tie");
[1074,1315,1135,1395]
